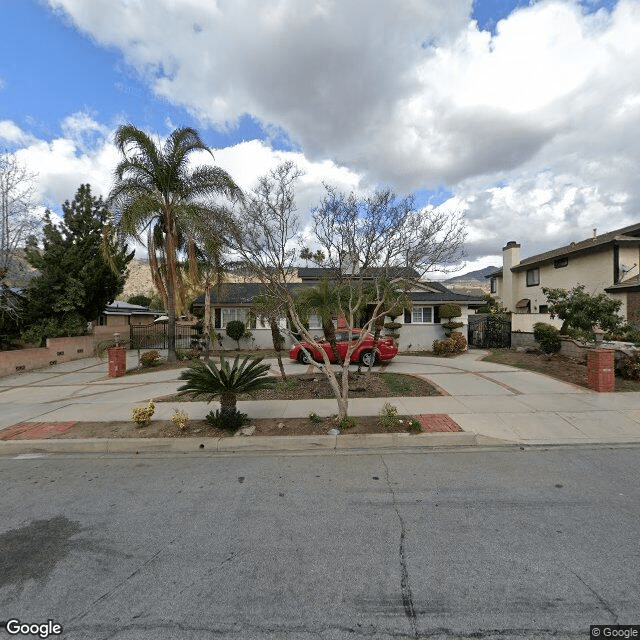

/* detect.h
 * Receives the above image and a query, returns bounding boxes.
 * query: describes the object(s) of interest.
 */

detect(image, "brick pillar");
[108,346,126,378]
[587,349,615,392]
[336,313,348,329]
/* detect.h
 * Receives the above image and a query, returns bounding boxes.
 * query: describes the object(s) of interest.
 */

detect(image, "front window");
[411,306,433,323]
[490,278,497,293]
[526,268,540,287]
[221,308,247,328]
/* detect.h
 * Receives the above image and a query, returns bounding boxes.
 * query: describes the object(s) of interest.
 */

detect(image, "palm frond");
[177,354,274,401]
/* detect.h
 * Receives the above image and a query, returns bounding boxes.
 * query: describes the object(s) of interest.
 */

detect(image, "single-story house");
[193,269,484,351]
[487,222,640,324]
[94,301,163,334]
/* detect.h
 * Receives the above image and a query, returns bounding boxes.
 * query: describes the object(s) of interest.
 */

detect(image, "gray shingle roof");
[297,266,420,280]
[511,222,640,271]
[192,281,483,306]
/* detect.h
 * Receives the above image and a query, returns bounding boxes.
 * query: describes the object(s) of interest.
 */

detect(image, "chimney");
[502,241,521,312]
[592,228,597,240]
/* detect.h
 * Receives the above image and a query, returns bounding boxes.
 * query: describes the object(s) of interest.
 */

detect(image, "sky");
[1,0,636,275]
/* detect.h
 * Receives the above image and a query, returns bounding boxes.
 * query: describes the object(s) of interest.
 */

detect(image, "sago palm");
[107,124,242,361]
[177,354,274,414]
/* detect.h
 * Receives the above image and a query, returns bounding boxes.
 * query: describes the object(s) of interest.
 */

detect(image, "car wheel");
[359,350,377,367]
[298,350,313,364]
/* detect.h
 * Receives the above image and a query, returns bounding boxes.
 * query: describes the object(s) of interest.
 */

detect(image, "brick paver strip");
[414,414,462,433]
[0,421,77,440]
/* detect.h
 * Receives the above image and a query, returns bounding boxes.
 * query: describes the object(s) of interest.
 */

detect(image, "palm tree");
[296,277,347,364]
[108,124,242,361]
[250,291,288,380]
[177,354,274,415]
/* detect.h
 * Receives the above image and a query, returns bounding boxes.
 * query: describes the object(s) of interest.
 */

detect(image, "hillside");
[441,265,498,297]
[121,259,156,300]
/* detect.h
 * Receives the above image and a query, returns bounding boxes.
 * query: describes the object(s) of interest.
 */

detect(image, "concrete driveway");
[0,350,639,446]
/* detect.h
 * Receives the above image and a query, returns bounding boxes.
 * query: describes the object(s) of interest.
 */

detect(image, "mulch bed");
[1,414,462,440]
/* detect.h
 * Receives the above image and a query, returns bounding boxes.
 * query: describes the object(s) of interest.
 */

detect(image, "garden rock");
[234,426,256,437]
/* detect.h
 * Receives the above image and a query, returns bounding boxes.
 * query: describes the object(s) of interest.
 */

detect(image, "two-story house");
[487,222,640,323]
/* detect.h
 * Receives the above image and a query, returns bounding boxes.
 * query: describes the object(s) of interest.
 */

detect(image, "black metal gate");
[129,324,201,350]
[468,314,511,348]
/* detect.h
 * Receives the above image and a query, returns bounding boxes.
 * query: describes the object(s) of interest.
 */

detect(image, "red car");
[289,329,398,366]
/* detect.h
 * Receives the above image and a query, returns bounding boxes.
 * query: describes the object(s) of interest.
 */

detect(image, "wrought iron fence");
[468,314,511,349]
[129,324,202,350]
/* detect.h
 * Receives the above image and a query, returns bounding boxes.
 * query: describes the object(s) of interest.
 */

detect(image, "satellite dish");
[619,263,637,280]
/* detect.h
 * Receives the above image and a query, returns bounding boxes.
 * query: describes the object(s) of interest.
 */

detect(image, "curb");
[0,431,481,455]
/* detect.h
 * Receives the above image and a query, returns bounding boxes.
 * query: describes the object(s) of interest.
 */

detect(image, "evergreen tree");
[22,184,134,343]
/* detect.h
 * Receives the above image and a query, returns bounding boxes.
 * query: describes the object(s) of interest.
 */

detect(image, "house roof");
[510,222,640,272]
[297,266,420,280]
[103,300,161,316]
[193,281,483,306]
[605,275,640,293]
[194,283,304,305]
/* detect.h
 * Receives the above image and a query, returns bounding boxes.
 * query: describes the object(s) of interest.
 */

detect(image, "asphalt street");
[1,446,639,639]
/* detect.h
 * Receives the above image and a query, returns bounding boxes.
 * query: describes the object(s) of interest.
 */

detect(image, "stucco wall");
[0,334,100,378]
[511,313,563,333]
[512,250,614,313]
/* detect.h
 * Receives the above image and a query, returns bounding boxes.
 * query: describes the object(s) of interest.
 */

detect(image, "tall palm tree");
[108,124,242,361]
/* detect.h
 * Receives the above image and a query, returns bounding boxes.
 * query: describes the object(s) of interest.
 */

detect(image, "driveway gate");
[467,314,511,348]
[130,324,201,350]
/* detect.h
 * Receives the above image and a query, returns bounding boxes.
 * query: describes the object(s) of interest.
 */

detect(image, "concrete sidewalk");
[1,350,639,452]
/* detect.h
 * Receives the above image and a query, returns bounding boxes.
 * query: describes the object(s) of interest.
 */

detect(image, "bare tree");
[229,168,467,421]
[0,152,38,318]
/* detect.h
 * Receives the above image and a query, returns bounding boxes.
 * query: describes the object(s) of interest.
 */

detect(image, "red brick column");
[587,349,615,392]
[108,347,126,378]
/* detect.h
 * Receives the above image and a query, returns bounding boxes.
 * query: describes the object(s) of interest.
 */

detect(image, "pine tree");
[21,184,134,343]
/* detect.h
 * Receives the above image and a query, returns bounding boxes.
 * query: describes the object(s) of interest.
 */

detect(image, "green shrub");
[620,352,640,380]
[407,418,422,432]
[22,314,87,346]
[379,402,401,428]
[308,412,324,423]
[432,332,467,356]
[533,322,561,354]
[140,350,161,367]
[439,304,462,319]
[131,400,155,427]
[225,320,246,349]
[339,416,357,430]
[205,408,249,432]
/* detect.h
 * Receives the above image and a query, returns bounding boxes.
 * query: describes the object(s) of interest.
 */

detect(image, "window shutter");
[404,308,411,323]
[434,306,441,323]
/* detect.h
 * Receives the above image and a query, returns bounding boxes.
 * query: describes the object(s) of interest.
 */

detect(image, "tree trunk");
[219,391,236,415]
[164,222,179,363]
[322,363,348,420]
[270,318,287,381]
[203,280,212,359]
[323,319,342,364]
[366,324,382,378]
[165,267,177,363]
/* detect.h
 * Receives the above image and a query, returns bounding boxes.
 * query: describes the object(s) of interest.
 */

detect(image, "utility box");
[587,349,615,392]
[108,346,126,378]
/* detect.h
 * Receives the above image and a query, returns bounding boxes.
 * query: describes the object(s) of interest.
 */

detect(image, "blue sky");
[0,0,635,271]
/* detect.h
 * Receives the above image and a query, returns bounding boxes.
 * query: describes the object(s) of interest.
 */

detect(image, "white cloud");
[0,121,38,146]
[6,119,362,231]
[23,0,640,266]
